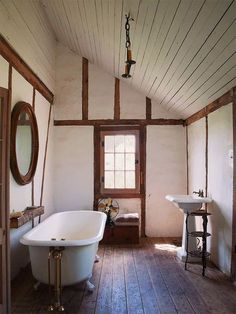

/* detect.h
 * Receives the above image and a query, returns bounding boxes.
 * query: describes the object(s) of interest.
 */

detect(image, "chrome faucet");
[193,189,204,197]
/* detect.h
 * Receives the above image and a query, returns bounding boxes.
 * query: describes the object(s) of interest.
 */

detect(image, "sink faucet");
[193,189,204,197]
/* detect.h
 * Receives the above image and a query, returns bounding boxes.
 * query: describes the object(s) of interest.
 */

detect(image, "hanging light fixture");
[122,13,136,78]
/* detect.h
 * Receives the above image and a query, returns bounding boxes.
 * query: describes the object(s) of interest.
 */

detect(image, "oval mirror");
[10,102,39,185]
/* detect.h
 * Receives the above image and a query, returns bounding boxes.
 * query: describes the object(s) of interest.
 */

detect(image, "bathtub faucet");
[48,247,65,312]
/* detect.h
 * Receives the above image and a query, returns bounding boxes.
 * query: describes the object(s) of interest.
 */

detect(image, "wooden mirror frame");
[10,101,39,185]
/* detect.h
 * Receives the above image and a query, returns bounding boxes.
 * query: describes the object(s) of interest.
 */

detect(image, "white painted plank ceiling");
[40,0,236,118]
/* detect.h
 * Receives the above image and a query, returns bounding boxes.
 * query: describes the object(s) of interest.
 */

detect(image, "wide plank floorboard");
[11,238,236,314]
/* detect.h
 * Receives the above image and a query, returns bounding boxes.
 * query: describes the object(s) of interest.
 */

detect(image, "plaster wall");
[53,44,184,236]
[188,118,206,195]
[55,43,82,120]
[187,104,233,276]
[208,104,233,276]
[54,127,94,212]
[120,81,146,119]
[0,63,55,279]
[146,125,187,236]
[0,56,8,88]
[89,63,114,119]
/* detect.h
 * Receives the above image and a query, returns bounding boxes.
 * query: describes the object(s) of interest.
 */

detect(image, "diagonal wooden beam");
[0,34,54,104]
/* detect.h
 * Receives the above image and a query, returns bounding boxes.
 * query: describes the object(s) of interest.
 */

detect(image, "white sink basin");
[165,194,212,213]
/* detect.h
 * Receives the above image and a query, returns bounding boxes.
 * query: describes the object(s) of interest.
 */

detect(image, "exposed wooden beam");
[232,86,236,281]
[114,78,120,120]
[185,89,234,126]
[140,125,146,237]
[54,118,184,126]
[82,57,88,120]
[146,97,152,120]
[0,34,54,104]
[40,105,52,206]
[186,126,189,195]
[32,88,36,207]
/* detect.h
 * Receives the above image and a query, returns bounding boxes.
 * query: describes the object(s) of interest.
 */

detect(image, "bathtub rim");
[20,210,106,247]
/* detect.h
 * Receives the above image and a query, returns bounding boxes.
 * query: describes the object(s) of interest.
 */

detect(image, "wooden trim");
[32,88,36,112]
[6,65,11,313]
[54,118,184,126]
[40,105,52,206]
[94,126,100,210]
[82,57,88,120]
[95,193,144,199]
[0,87,9,313]
[32,89,36,206]
[114,78,120,120]
[232,87,236,280]
[99,125,141,131]
[186,125,189,195]
[0,34,53,104]
[146,97,152,120]
[205,116,208,211]
[205,116,208,197]
[185,89,234,126]
[140,125,146,237]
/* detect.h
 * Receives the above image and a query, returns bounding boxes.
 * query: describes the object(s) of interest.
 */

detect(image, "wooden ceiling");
[41,0,236,118]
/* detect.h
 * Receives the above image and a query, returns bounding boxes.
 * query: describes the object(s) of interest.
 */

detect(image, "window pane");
[115,135,125,152]
[105,136,114,152]
[105,171,114,188]
[115,153,124,170]
[125,135,135,153]
[115,171,124,188]
[105,153,114,170]
[126,171,135,188]
[125,153,135,170]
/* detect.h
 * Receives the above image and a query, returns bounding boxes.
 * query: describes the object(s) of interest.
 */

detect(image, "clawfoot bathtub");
[20,210,106,287]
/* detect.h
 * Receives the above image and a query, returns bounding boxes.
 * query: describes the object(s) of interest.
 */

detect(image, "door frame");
[0,87,11,313]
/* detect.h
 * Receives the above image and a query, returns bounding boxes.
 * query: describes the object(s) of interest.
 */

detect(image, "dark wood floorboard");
[11,238,236,314]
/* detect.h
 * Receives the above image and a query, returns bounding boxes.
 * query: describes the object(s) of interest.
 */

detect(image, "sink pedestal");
[177,213,199,262]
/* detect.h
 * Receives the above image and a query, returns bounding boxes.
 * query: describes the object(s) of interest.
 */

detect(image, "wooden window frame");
[96,126,141,197]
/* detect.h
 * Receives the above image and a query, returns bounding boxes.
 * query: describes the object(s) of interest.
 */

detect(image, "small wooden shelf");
[10,206,44,228]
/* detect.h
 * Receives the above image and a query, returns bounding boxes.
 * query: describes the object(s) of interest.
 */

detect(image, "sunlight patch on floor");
[154,243,179,252]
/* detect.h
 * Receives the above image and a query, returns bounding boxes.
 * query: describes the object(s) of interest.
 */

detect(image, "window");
[100,129,140,195]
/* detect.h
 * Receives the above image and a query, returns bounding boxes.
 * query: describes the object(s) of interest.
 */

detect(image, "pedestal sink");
[165,194,212,261]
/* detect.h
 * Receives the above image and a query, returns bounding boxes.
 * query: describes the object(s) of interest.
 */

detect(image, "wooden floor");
[11,238,236,314]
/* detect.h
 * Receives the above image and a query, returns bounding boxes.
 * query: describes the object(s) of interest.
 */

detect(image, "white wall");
[188,103,233,276]
[54,126,94,211]
[53,43,184,236]
[146,126,187,236]
[89,63,114,119]
[55,43,82,120]
[9,71,55,278]
[188,118,206,194]
[208,104,233,276]
[120,80,145,119]
[0,46,55,279]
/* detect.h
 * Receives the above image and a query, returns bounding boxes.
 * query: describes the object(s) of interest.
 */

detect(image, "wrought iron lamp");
[122,13,136,78]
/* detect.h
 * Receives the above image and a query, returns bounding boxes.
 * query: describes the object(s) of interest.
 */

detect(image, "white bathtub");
[20,210,106,286]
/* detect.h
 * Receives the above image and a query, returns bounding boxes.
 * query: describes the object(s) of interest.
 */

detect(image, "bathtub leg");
[86,275,95,292]
[33,281,40,290]
[94,254,100,263]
